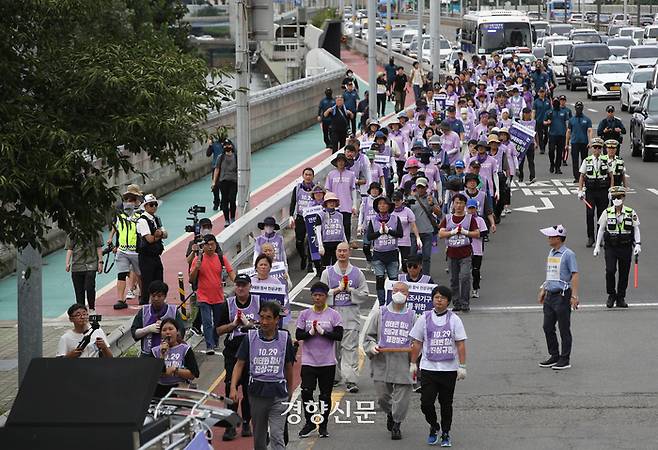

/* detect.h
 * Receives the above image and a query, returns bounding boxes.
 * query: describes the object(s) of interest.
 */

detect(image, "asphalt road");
[279,77,658,449]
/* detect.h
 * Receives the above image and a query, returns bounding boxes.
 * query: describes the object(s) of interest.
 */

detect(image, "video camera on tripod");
[184,205,206,242]
[76,315,103,356]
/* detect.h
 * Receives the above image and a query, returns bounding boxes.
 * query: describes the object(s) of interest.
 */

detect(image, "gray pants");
[250,395,288,450]
[335,328,359,384]
[449,257,472,308]
[374,381,412,423]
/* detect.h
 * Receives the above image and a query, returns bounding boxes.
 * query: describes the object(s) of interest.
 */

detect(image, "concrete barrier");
[0,49,346,278]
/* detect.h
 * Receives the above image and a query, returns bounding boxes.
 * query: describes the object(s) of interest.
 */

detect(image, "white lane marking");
[471,303,658,312]
[648,188,658,196]
[513,197,555,213]
[587,108,597,113]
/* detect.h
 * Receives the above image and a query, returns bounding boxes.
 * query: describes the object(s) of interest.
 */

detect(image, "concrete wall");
[0,49,346,278]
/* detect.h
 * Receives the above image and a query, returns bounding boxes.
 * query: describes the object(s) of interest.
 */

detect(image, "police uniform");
[594,187,641,308]
[601,139,626,187]
[579,139,610,246]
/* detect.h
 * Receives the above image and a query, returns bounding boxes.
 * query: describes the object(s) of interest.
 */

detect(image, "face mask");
[612,198,623,207]
[420,154,430,164]
[123,203,136,213]
[392,292,407,305]
[326,207,335,213]
[264,225,275,234]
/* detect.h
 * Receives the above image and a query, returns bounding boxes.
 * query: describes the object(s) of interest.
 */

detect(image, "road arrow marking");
[648,188,658,197]
[513,197,554,213]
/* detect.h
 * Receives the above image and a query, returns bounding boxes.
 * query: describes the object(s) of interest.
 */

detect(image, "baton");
[634,255,639,289]
[378,347,413,353]
[177,272,188,321]
[580,197,593,209]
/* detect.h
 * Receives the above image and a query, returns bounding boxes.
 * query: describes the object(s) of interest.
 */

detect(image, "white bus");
[461,10,533,57]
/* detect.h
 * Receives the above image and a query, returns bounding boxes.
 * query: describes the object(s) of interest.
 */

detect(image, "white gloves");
[370,346,380,356]
[416,237,423,249]
[288,216,295,229]
[593,246,600,257]
[357,225,363,236]
[392,174,399,185]
[460,227,469,236]
[577,190,585,200]
[309,322,316,336]
[319,244,325,256]
[634,244,641,255]
[146,322,161,334]
[315,323,325,335]
[409,362,417,375]
[232,314,240,326]
[240,313,250,327]
[382,224,389,234]
[450,227,459,236]
[457,364,467,381]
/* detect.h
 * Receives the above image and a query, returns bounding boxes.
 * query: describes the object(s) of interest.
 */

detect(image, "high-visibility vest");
[115,212,140,252]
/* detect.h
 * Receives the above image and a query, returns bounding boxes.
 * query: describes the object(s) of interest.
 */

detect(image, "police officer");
[544,95,572,174]
[577,138,610,248]
[317,88,336,148]
[136,194,167,305]
[565,101,592,184]
[537,225,579,370]
[593,186,641,308]
[597,105,626,155]
[602,139,627,188]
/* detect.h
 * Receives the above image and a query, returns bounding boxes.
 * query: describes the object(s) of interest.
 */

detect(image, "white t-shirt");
[56,328,109,358]
[136,211,156,237]
[410,311,467,371]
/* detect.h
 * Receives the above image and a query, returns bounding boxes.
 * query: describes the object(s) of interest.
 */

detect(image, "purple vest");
[463,190,487,217]
[322,211,345,242]
[248,329,287,383]
[141,304,177,354]
[360,196,377,228]
[370,215,399,253]
[424,310,456,362]
[295,183,314,215]
[398,273,432,284]
[255,234,285,264]
[327,265,361,306]
[227,295,261,338]
[491,150,505,173]
[152,343,190,385]
[378,306,415,348]
[445,214,472,248]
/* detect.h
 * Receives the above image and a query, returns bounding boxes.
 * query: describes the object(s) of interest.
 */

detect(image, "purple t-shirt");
[325,169,355,213]
[392,207,416,246]
[471,216,488,256]
[296,307,343,367]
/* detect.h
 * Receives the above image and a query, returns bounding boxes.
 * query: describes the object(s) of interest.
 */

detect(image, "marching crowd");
[55,49,644,449]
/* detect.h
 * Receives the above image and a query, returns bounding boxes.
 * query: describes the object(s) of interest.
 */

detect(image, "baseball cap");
[606,105,615,112]
[235,273,252,285]
[540,224,567,237]
[558,95,567,101]
[575,101,584,108]
[590,137,605,147]
[454,160,465,169]
[415,177,429,187]
[466,199,479,209]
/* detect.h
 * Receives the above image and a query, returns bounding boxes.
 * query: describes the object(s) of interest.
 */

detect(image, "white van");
[644,25,658,44]
[400,29,418,53]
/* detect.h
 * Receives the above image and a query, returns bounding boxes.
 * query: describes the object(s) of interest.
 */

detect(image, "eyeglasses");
[592,145,603,149]
[70,312,88,318]
[407,264,419,268]
[145,202,158,207]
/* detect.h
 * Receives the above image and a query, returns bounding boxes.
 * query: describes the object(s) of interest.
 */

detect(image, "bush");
[311,7,337,29]
[194,5,221,17]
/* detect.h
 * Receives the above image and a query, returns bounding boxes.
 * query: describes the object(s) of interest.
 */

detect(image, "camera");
[184,204,207,236]
[101,243,114,256]
[76,315,102,352]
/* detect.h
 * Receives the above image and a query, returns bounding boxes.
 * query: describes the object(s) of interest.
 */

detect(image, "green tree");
[0,0,232,250]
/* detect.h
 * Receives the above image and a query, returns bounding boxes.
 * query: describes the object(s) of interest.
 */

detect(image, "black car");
[565,43,611,91]
[630,90,658,161]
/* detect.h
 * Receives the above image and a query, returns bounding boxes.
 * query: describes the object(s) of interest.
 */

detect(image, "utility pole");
[417,0,424,69]
[236,0,251,212]
[387,0,392,62]
[17,244,42,384]
[368,0,377,120]
[623,0,627,23]
[637,0,641,27]
[431,0,441,83]
[352,0,357,47]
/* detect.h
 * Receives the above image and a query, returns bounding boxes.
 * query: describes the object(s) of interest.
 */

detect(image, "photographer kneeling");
[56,304,113,358]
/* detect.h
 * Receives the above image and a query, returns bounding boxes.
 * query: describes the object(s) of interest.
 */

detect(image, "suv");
[630,90,658,161]
[565,43,611,91]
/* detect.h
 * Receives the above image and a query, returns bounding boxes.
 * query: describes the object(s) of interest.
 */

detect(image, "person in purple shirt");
[391,191,422,272]
[367,197,403,305]
[517,107,537,183]
[439,121,462,167]
[325,153,357,243]
[467,141,498,199]
[296,282,344,439]
[470,111,489,144]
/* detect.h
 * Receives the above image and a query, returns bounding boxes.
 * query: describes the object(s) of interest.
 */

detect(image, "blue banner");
[509,122,536,163]
[303,205,324,261]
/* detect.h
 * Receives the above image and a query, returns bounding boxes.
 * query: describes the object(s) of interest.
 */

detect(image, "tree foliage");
[0,0,232,249]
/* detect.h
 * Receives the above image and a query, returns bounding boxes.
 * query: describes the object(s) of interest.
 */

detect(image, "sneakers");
[471,289,480,298]
[113,300,128,310]
[241,422,252,437]
[332,379,341,387]
[552,359,571,370]
[427,425,440,445]
[298,422,316,438]
[88,309,96,315]
[529,177,536,184]
[126,289,136,299]
[413,384,422,393]
[503,207,512,214]
[190,327,202,336]
[538,355,559,368]
[391,422,401,440]
[386,413,393,431]
[222,426,237,441]
[346,382,359,393]
[318,426,329,438]
[204,349,215,356]
[586,237,595,248]
[500,210,506,217]
[606,294,615,308]
[440,432,452,447]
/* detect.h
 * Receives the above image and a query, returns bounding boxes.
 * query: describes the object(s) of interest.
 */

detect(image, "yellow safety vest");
[115,212,140,252]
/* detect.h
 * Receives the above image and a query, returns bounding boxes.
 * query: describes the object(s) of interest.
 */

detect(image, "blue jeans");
[372,257,399,305]
[411,233,433,275]
[198,301,221,350]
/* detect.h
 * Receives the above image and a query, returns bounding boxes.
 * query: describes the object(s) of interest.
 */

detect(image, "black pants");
[295,215,309,266]
[321,122,332,147]
[139,254,164,305]
[212,182,221,209]
[518,144,535,181]
[571,143,588,182]
[585,187,609,239]
[399,246,410,273]
[493,173,507,222]
[535,123,548,154]
[322,241,340,267]
[71,270,97,309]
[348,113,357,136]
[542,289,572,360]
[605,244,633,299]
[395,160,405,185]
[377,93,386,116]
[219,180,237,221]
[341,211,352,243]
[330,128,348,153]
[224,353,251,424]
[420,369,458,432]
[471,255,482,290]
[548,135,565,171]
[300,365,335,427]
